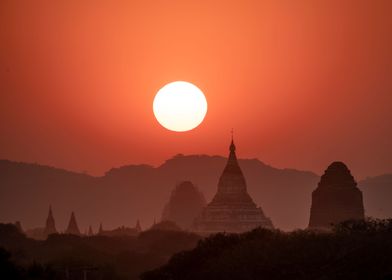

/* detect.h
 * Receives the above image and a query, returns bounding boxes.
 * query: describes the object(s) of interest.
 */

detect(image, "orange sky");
[1,0,391,178]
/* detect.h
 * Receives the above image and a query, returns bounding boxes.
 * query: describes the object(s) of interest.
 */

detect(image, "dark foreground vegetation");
[2,220,392,280]
[0,223,200,280]
[142,219,392,280]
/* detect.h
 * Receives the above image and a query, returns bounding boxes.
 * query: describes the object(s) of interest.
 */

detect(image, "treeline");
[2,220,392,280]
[142,219,392,280]
[0,223,200,280]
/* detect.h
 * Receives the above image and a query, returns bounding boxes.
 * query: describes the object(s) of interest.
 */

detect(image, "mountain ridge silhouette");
[0,157,390,231]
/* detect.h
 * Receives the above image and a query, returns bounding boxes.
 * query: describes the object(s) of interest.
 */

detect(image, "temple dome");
[318,161,357,188]
[309,161,364,230]
[162,181,206,229]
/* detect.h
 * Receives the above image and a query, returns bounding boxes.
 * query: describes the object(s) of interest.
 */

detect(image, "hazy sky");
[1,0,391,178]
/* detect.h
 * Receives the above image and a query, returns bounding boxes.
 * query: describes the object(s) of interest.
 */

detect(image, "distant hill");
[0,157,390,231]
[359,174,392,219]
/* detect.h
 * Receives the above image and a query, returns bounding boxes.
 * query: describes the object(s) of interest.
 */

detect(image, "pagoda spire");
[44,205,57,237]
[212,136,252,202]
[65,211,81,235]
[225,129,238,167]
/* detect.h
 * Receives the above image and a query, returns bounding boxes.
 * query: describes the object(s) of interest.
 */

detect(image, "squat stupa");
[309,161,365,230]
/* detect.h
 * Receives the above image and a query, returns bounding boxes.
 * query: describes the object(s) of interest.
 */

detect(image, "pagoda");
[162,181,206,230]
[309,161,365,230]
[65,211,81,235]
[43,205,57,237]
[193,138,273,233]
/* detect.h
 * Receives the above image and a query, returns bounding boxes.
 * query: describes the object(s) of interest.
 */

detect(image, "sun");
[153,81,208,132]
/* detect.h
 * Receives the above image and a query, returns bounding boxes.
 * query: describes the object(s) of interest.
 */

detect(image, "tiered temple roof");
[193,138,273,233]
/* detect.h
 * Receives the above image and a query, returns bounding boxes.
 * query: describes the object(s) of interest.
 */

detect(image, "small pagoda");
[65,211,81,235]
[43,205,57,237]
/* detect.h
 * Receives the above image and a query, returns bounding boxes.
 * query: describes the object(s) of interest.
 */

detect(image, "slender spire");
[230,129,236,151]
[65,211,81,235]
[228,131,238,166]
[44,205,57,236]
[98,223,103,235]
[47,205,54,223]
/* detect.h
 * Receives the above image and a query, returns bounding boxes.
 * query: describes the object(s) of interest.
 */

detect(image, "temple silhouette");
[194,138,273,233]
[98,220,142,236]
[24,206,59,240]
[16,149,369,239]
[65,211,81,235]
[161,181,206,230]
[23,207,142,239]
[43,205,57,237]
[308,161,365,230]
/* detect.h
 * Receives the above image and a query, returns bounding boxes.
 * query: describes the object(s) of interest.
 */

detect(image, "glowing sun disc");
[153,81,207,132]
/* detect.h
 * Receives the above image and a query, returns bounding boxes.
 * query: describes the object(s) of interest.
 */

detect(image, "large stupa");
[308,161,365,230]
[193,138,273,234]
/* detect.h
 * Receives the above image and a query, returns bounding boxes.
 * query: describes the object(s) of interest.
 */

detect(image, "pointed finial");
[229,129,236,152]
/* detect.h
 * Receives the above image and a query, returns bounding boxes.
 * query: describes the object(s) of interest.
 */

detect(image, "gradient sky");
[1,0,391,178]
